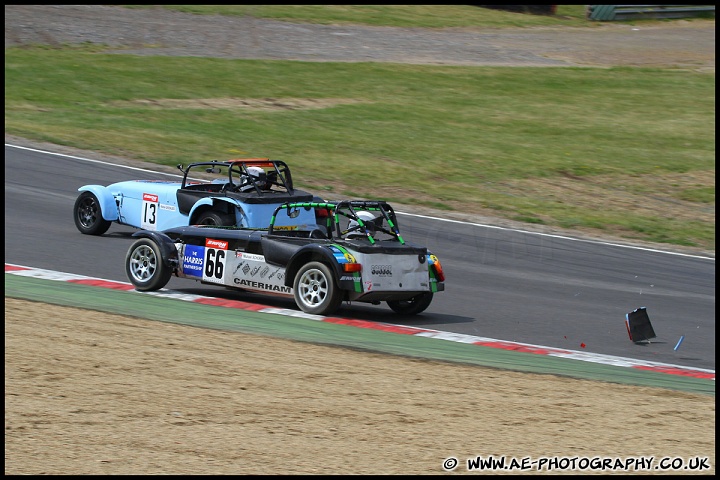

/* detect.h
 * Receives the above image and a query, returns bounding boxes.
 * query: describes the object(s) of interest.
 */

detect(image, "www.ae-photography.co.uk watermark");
[442,455,712,473]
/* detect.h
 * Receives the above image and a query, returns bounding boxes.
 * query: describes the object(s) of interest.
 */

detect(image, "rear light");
[431,259,445,282]
[315,208,331,218]
[343,263,362,273]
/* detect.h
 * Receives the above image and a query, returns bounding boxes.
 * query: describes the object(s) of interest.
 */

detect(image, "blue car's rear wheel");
[196,210,235,227]
[74,191,111,235]
[125,238,172,291]
[293,261,342,315]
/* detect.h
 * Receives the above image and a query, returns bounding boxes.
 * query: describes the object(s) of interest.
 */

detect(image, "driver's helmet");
[347,211,378,238]
[242,166,267,190]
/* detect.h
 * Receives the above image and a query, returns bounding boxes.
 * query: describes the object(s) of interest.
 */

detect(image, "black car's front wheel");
[293,261,342,315]
[125,238,172,291]
[387,292,433,315]
[74,191,111,235]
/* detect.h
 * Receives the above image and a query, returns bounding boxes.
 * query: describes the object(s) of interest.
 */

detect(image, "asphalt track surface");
[3,144,715,382]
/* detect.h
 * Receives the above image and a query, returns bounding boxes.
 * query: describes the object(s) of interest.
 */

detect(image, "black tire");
[74,191,111,235]
[125,238,172,291]
[293,261,342,315]
[387,292,433,315]
[309,228,327,239]
[195,209,235,226]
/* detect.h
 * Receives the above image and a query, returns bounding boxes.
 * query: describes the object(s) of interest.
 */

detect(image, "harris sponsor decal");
[182,245,205,277]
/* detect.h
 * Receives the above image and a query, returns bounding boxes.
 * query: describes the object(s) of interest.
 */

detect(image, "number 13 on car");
[141,193,159,230]
[204,238,228,284]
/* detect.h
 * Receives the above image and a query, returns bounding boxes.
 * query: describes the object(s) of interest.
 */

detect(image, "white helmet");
[242,166,267,190]
[347,211,378,237]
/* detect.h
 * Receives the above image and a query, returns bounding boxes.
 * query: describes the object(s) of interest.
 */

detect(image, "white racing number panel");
[141,193,159,231]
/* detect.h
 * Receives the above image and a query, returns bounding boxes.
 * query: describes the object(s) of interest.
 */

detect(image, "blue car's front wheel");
[74,191,111,235]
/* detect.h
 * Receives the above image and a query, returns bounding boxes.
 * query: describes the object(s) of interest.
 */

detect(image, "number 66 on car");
[125,200,445,316]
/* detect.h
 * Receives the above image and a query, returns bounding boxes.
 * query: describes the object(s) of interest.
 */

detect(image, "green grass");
[126,5,596,28]
[125,5,712,29]
[4,6,715,251]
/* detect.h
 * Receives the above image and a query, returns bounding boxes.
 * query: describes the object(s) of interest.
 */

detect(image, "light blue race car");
[74,158,326,235]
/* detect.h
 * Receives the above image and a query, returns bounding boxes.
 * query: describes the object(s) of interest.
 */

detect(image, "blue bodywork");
[76,159,321,233]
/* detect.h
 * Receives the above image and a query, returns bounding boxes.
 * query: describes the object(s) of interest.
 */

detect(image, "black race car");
[125,200,445,316]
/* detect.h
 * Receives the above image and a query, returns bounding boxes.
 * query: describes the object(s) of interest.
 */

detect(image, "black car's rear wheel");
[387,292,433,315]
[293,261,342,315]
[125,238,172,291]
[74,191,111,235]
